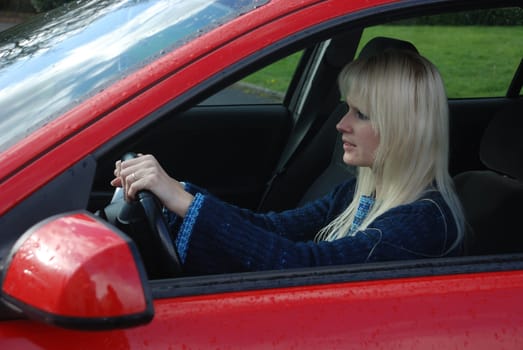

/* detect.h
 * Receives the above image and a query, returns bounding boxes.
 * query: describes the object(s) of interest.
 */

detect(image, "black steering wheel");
[102,153,182,279]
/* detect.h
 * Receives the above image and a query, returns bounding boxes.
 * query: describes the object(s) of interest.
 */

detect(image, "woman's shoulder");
[306,177,357,205]
[332,177,358,196]
[328,177,358,205]
[416,188,453,215]
[366,189,460,259]
[376,189,455,232]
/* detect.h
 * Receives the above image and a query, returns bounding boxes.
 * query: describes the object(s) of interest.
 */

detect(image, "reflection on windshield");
[0,0,268,151]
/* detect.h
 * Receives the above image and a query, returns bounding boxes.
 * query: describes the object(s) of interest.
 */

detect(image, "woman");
[112,49,465,274]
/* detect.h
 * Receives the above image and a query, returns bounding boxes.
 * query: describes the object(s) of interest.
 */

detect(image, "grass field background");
[243,25,523,99]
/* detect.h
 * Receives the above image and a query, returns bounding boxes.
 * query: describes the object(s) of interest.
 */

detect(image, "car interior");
[83,3,522,278]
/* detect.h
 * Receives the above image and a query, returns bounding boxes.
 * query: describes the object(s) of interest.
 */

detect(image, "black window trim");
[152,254,523,299]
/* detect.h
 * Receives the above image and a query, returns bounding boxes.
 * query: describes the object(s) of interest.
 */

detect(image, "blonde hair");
[316,50,464,245]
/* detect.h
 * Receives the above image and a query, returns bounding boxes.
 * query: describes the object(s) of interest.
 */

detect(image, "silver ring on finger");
[132,172,137,181]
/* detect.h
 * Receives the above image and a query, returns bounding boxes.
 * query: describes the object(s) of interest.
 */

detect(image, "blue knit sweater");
[165,179,461,274]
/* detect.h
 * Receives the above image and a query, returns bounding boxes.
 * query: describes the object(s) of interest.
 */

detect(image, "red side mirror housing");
[1,211,153,330]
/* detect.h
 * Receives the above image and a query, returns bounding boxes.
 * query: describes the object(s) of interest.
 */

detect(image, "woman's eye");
[347,103,370,120]
[357,111,370,120]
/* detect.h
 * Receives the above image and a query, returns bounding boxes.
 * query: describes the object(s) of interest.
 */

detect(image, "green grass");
[242,51,303,94]
[243,26,523,98]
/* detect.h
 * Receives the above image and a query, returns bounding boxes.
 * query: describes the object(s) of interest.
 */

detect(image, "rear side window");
[359,7,523,98]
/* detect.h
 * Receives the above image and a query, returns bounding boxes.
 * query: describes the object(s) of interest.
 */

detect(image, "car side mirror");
[0,211,154,330]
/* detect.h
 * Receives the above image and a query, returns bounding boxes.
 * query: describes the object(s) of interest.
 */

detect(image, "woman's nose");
[336,112,353,133]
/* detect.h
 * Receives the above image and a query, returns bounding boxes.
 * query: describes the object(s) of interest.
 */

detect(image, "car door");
[115,3,522,348]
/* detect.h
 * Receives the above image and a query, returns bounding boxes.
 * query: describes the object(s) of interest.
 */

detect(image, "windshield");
[0,0,268,151]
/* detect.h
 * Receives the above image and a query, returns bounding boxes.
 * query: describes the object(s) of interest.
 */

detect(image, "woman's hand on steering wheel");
[111,153,189,277]
[111,154,194,218]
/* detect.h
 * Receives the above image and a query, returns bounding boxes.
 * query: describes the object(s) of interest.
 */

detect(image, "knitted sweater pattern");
[166,179,460,274]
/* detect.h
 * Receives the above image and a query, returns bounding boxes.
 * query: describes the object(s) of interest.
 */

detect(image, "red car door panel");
[1,270,522,348]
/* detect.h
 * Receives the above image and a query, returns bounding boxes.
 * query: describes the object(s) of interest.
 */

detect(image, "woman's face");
[336,99,380,168]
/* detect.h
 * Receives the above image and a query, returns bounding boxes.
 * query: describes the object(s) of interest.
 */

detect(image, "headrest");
[358,36,419,59]
[326,36,419,69]
[480,103,523,181]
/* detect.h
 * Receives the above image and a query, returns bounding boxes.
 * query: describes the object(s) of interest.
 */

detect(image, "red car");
[1,0,523,348]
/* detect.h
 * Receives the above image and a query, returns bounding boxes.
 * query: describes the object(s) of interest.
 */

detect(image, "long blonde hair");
[316,50,464,244]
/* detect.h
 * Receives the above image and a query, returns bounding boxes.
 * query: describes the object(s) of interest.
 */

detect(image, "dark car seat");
[454,103,523,255]
[259,37,419,212]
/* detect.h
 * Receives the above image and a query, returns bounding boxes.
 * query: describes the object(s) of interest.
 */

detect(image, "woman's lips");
[342,139,356,150]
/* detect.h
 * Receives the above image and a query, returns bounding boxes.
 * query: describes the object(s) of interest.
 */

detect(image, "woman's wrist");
[176,190,195,218]
[164,182,194,218]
